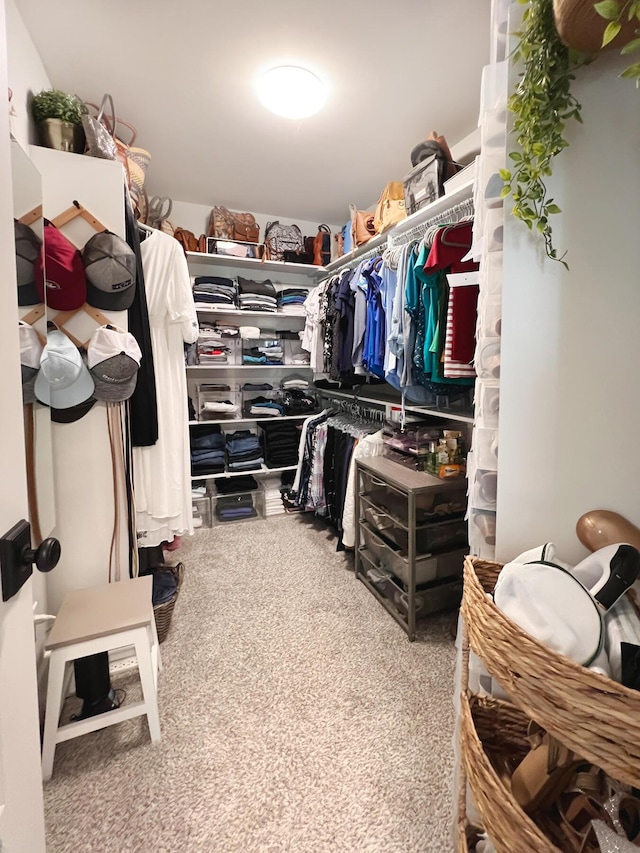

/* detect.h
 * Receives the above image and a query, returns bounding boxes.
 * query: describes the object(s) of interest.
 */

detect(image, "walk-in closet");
[2,1,640,851]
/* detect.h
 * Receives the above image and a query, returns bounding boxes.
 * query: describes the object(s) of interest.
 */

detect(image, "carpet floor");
[44,515,458,853]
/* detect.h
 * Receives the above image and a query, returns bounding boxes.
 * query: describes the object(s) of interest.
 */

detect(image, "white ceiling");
[15,0,490,223]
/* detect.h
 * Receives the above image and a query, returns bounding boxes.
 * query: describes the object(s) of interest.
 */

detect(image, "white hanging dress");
[133,230,198,547]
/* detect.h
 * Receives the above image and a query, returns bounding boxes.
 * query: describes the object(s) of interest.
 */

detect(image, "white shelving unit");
[191,464,297,482]
[187,250,319,507]
[186,251,324,279]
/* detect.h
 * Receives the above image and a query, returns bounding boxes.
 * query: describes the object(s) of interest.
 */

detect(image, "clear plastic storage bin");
[192,496,212,529]
[197,386,240,421]
[242,337,284,366]
[242,388,283,418]
[211,488,265,524]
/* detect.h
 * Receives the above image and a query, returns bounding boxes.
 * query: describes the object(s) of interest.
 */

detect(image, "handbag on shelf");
[263,221,304,261]
[349,204,376,247]
[173,228,200,253]
[208,207,260,243]
[82,94,118,160]
[374,181,406,234]
[313,224,331,266]
[83,95,151,215]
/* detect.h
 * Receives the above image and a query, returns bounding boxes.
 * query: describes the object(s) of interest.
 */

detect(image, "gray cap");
[15,220,42,306]
[90,354,139,402]
[82,230,136,310]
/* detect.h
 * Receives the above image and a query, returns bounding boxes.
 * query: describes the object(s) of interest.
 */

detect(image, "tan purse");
[208,206,260,243]
[374,182,406,234]
[349,203,376,247]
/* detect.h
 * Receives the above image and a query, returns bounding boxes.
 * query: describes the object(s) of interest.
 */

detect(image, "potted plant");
[30,89,86,153]
[500,0,587,267]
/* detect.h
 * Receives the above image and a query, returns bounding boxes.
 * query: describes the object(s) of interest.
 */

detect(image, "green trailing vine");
[595,0,640,81]
[501,0,586,268]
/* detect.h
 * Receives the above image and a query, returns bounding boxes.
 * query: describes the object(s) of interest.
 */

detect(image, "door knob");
[23,537,61,574]
[0,519,61,601]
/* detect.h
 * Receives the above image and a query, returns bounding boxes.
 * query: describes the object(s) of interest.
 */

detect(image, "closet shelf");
[186,251,324,278]
[189,415,309,426]
[192,464,296,481]
[316,387,474,424]
[194,307,306,321]
[323,181,475,275]
[187,364,312,371]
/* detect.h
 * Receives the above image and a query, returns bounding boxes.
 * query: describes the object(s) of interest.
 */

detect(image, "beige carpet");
[44,515,458,852]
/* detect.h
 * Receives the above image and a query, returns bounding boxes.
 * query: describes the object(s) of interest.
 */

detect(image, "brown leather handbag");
[208,206,260,243]
[349,204,376,247]
[173,228,200,253]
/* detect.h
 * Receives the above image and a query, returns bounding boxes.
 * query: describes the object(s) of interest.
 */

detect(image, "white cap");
[19,320,42,370]
[87,325,142,370]
[34,329,95,409]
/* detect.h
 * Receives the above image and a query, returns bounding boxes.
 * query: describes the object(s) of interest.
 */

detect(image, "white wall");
[496,52,640,565]
[170,198,342,242]
[5,0,51,150]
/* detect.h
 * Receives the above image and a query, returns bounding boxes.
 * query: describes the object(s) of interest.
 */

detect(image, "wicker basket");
[460,689,561,853]
[463,556,640,788]
[153,562,184,644]
[553,0,637,53]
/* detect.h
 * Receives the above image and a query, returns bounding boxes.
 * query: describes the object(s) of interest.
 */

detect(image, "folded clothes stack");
[282,388,317,416]
[261,475,286,516]
[243,343,284,365]
[226,429,263,472]
[248,396,284,417]
[277,288,308,316]
[215,492,258,523]
[215,475,258,494]
[197,342,233,364]
[282,377,310,391]
[192,276,237,308]
[261,420,301,468]
[191,427,226,474]
[237,276,277,312]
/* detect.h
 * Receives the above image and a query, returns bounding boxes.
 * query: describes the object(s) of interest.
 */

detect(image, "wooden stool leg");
[41,651,67,781]
[134,629,161,743]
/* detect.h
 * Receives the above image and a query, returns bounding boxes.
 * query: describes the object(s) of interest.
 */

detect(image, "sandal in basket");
[511,722,585,815]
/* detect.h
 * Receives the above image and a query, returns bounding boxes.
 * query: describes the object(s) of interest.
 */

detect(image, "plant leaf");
[620,61,640,76]
[594,0,622,19]
[546,203,562,214]
[499,168,512,181]
[621,37,640,53]
[602,20,622,45]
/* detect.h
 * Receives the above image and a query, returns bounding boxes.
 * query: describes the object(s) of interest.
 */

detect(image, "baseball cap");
[51,397,97,423]
[19,321,43,404]
[87,324,142,402]
[34,328,94,409]
[35,223,87,311]
[82,231,136,311]
[15,220,43,306]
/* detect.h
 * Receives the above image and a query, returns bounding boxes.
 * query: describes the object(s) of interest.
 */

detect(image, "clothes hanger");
[439,221,473,248]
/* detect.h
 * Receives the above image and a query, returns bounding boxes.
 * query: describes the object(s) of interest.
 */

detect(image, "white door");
[0,0,47,849]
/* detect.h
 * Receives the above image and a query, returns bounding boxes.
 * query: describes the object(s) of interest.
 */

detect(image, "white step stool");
[42,575,161,781]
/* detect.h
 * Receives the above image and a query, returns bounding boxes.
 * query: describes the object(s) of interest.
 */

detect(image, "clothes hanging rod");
[321,183,475,278]
[389,198,475,248]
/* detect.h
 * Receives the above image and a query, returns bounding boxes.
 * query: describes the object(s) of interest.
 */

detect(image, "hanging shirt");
[133,230,198,548]
[424,222,478,382]
[350,261,368,375]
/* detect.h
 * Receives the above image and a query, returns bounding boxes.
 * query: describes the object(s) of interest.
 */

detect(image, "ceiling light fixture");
[256,65,326,120]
